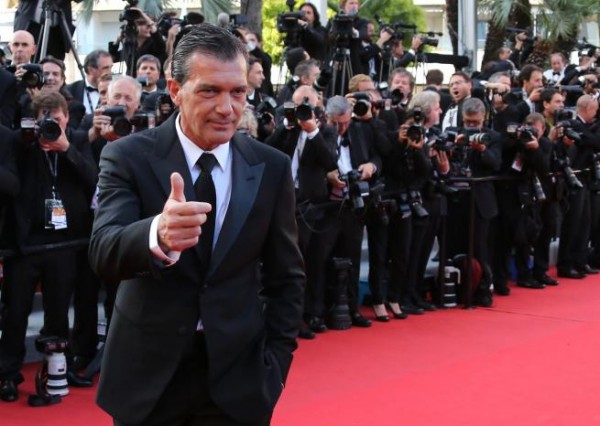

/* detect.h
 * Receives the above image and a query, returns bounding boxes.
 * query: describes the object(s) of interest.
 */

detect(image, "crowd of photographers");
[0,0,600,404]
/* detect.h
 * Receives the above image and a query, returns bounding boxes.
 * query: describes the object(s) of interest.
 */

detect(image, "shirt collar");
[175,113,230,172]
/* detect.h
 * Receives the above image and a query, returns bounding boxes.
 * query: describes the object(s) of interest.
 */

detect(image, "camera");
[341,169,370,211]
[369,181,397,226]
[38,111,62,141]
[283,97,314,123]
[463,127,491,146]
[555,155,583,189]
[6,63,44,89]
[398,191,428,218]
[502,88,525,104]
[331,12,356,44]
[130,112,155,132]
[155,92,175,125]
[349,91,372,117]
[428,127,459,152]
[254,96,277,126]
[506,123,536,145]
[156,12,204,37]
[531,174,546,202]
[313,67,333,92]
[405,106,425,141]
[103,106,133,136]
[35,335,68,354]
[277,11,304,34]
[554,108,576,123]
[506,26,535,44]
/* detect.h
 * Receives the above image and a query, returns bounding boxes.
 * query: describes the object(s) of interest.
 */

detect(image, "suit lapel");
[209,136,265,276]
[147,115,196,203]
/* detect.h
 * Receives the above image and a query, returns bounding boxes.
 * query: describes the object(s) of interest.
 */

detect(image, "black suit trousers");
[558,187,590,270]
[114,333,271,426]
[0,248,77,379]
[366,210,388,305]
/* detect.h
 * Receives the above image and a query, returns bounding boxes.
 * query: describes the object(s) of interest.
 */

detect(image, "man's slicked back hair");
[172,24,249,84]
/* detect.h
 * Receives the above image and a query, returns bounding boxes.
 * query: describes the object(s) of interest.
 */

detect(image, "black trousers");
[558,186,590,270]
[305,207,363,316]
[0,248,77,380]
[366,210,388,305]
[114,333,271,426]
[532,201,559,277]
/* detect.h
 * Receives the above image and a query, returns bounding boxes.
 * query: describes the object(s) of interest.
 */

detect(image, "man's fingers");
[169,172,186,203]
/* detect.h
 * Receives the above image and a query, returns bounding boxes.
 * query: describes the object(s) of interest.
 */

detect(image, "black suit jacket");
[0,126,19,251]
[266,125,337,203]
[89,115,305,424]
[0,69,17,128]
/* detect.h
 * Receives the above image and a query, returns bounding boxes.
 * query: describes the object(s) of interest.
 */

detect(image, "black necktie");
[195,153,217,268]
[86,86,98,92]
[340,133,351,147]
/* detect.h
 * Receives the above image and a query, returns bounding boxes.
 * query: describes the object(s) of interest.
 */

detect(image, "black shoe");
[0,379,18,402]
[66,370,93,388]
[557,268,586,279]
[401,303,424,315]
[494,283,511,296]
[372,304,389,322]
[516,278,546,289]
[306,316,327,333]
[385,303,408,319]
[581,265,599,275]
[534,274,559,286]
[350,312,372,327]
[474,289,493,307]
[298,326,316,340]
[71,355,93,373]
[414,299,437,311]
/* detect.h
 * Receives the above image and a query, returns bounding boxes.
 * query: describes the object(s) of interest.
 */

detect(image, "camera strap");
[43,152,68,231]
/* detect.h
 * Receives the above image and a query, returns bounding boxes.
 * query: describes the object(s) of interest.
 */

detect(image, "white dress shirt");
[149,114,232,263]
[291,128,319,188]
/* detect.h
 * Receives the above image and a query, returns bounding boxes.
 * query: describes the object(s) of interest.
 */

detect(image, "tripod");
[35,0,90,106]
[329,46,353,97]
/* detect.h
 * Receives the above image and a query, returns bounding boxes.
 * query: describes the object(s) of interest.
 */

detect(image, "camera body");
[104,106,132,136]
[277,11,305,34]
[254,96,277,126]
[341,169,370,210]
[506,123,536,146]
[283,97,314,123]
[349,91,371,117]
[6,63,44,89]
[20,110,62,145]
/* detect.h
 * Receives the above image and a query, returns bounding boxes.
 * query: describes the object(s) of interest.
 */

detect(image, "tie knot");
[197,153,217,173]
[340,134,350,147]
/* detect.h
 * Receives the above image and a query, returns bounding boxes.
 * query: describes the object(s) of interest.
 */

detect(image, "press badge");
[45,193,68,230]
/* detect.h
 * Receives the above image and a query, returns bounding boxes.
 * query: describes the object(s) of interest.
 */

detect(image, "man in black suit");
[0,92,98,402]
[446,97,502,306]
[89,25,304,425]
[67,49,113,114]
[557,95,600,278]
[14,0,78,61]
[303,95,380,330]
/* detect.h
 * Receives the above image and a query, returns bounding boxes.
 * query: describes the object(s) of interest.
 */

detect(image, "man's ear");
[167,79,181,107]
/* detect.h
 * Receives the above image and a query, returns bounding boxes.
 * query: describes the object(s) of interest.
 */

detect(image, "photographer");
[508,30,538,70]
[377,67,414,130]
[88,75,142,163]
[276,59,321,105]
[304,95,380,331]
[385,93,440,316]
[0,92,97,402]
[244,31,274,97]
[446,97,502,306]
[108,6,167,77]
[557,95,600,278]
[506,64,545,122]
[265,85,337,336]
[441,71,474,131]
[67,49,114,114]
[8,30,38,128]
[492,111,552,293]
[136,54,164,103]
[297,2,328,62]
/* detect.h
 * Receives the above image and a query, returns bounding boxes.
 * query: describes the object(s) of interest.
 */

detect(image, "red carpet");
[4,270,600,425]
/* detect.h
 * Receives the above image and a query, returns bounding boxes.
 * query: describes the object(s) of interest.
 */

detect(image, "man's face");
[579,101,599,123]
[38,107,68,132]
[523,71,544,94]
[247,62,264,90]
[328,110,352,136]
[301,65,320,87]
[42,62,64,93]
[168,53,247,150]
[245,33,259,50]
[449,75,471,103]
[137,61,160,87]
[390,74,411,98]
[9,31,36,65]
[427,101,442,127]
[89,55,113,84]
[357,80,375,92]
[98,80,110,106]
[108,79,140,118]
[499,48,511,61]
[367,23,375,38]
[300,5,315,24]
[463,112,485,129]
[344,0,360,15]
[550,55,565,72]
[544,93,564,115]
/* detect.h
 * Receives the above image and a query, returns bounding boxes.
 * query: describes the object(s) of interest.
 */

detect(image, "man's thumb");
[169,172,186,202]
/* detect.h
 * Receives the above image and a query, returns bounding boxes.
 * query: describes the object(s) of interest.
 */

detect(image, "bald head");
[292,85,319,106]
[10,31,36,65]
[576,94,599,123]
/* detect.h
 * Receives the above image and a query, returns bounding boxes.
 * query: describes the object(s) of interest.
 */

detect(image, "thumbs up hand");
[157,172,212,252]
